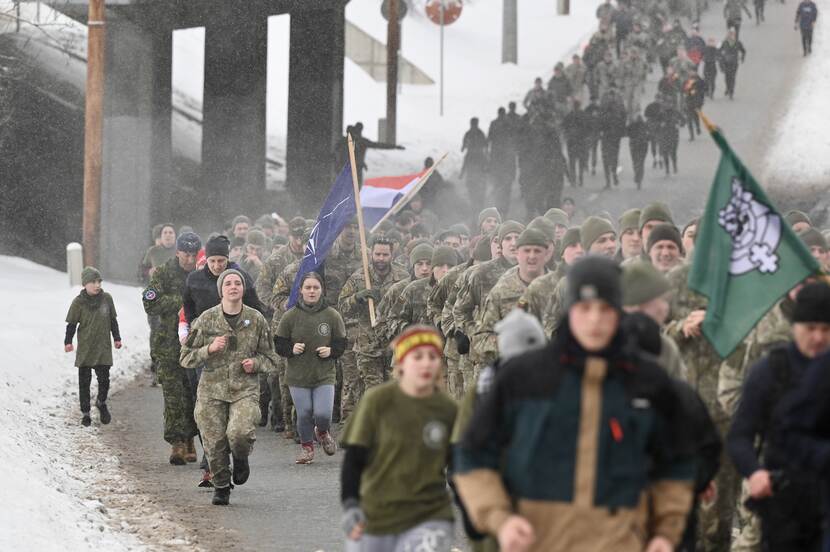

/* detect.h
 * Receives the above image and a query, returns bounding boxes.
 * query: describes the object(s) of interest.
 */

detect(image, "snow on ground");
[0,256,184,550]
[763,0,830,189]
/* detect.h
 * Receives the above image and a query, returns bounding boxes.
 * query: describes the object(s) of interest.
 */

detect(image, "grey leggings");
[345,520,454,552]
[288,385,334,444]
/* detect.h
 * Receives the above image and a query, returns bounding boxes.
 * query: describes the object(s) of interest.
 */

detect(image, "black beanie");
[646,223,685,255]
[793,282,830,324]
[205,235,230,258]
[566,256,622,311]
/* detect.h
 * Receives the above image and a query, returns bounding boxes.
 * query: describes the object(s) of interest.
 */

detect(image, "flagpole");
[347,133,378,328]
[370,152,448,233]
[698,110,716,133]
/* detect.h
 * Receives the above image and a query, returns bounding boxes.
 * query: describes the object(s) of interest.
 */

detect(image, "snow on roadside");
[0,256,194,550]
[762,0,830,191]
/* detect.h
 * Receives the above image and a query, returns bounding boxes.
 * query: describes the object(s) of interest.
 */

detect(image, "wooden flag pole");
[347,133,378,327]
[370,152,448,233]
[698,110,717,133]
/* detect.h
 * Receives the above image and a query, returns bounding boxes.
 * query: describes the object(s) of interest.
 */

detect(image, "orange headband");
[393,327,444,364]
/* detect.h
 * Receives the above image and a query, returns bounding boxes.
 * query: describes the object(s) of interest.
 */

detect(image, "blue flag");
[287,163,357,308]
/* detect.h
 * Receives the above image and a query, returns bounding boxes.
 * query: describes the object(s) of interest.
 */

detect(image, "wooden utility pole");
[385,0,400,144]
[83,0,105,267]
[502,0,517,63]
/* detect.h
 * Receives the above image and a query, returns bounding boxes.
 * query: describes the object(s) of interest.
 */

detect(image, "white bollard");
[67,242,83,287]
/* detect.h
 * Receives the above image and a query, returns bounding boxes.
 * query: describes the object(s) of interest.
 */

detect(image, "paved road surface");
[104,4,809,551]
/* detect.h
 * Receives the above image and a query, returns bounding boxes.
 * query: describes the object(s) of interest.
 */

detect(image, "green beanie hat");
[785,210,812,228]
[216,268,246,297]
[81,266,102,286]
[639,202,674,230]
[375,220,395,234]
[478,207,502,228]
[431,245,459,267]
[543,208,570,228]
[245,229,267,247]
[799,228,828,250]
[619,209,641,234]
[622,262,672,306]
[449,223,471,237]
[498,220,525,242]
[580,216,616,251]
[527,217,556,243]
[473,232,494,262]
[561,227,581,250]
[409,243,434,266]
[516,228,549,248]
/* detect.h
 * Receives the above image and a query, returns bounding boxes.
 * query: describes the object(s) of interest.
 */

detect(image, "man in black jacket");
[727,282,830,551]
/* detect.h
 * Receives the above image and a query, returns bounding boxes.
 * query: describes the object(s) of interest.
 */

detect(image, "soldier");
[599,89,627,189]
[239,229,267,283]
[798,227,830,271]
[682,73,706,141]
[230,215,251,239]
[547,62,573,113]
[620,47,649,116]
[616,208,643,262]
[785,209,813,233]
[338,236,409,400]
[564,54,588,104]
[142,232,202,465]
[724,0,752,39]
[140,223,177,284]
[640,202,676,249]
[179,269,279,506]
[378,243,433,342]
[563,99,590,188]
[682,218,699,259]
[627,113,649,190]
[255,216,307,318]
[487,109,517,217]
[719,28,747,100]
[461,117,489,215]
[647,223,685,273]
[474,229,549,367]
[595,50,621,102]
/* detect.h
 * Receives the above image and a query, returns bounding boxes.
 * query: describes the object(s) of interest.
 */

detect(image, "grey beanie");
[82,266,102,286]
[216,268,246,297]
[495,309,547,361]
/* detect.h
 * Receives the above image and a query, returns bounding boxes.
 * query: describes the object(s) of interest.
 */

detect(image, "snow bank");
[0,256,150,550]
[763,0,830,189]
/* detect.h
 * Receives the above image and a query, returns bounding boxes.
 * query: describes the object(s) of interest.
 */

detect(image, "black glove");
[355,288,381,304]
[455,331,471,355]
[341,498,367,536]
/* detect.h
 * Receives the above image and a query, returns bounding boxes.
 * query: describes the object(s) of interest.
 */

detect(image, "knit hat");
[405,237,432,255]
[495,309,547,361]
[646,223,684,255]
[448,223,471,237]
[639,202,674,230]
[478,207,502,228]
[375,220,394,234]
[793,282,830,324]
[561,227,581,250]
[516,228,549,248]
[580,216,616,251]
[176,232,202,254]
[409,243,434,266]
[785,210,812,228]
[431,245,458,267]
[230,236,246,249]
[527,217,557,243]
[392,325,444,364]
[543,208,570,228]
[566,256,622,311]
[799,228,828,250]
[216,268,245,297]
[232,215,251,228]
[205,235,230,258]
[619,209,641,234]
[245,229,267,248]
[178,225,194,235]
[288,216,307,237]
[472,232,494,262]
[498,220,525,242]
[622,262,672,306]
[81,266,102,285]
[255,215,275,229]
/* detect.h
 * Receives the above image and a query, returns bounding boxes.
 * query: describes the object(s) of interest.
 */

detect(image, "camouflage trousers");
[445,343,464,400]
[698,421,742,552]
[157,360,198,445]
[258,372,281,427]
[276,359,295,433]
[194,394,259,489]
[730,480,761,552]
[357,351,388,401]
[339,348,360,422]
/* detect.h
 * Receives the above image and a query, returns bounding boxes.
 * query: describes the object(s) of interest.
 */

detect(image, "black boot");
[232,455,250,486]
[96,401,111,425]
[212,486,230,506]
[81,412,91,427]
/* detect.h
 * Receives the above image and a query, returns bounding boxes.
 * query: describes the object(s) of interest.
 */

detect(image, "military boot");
[169,443,187,465]
[96,401,111,425]
[212,486,230,506]
[81,412,92,427]
[184,438,197,463]
[232,455,250,485]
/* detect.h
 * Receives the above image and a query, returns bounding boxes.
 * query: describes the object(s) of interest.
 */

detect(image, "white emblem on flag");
[718,178,782,276]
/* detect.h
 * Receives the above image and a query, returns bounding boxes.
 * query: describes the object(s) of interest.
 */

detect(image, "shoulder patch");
[143,288,157,302]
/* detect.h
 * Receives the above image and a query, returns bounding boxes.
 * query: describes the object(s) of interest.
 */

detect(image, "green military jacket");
[142,257,192,361]
[323,241,363,315]
[66,290,117,367]
[427,261,469,334]
[452,256,515,339]
[179,304,278,402]
[377,276,414,342]
[269,260,301,332]
[339,264,409,354]
[255,244,303,315]
[388,277,435,338]
[518,266,565,330]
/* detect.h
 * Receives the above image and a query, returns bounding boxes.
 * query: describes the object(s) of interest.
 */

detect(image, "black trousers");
[724,65,738,97]
[758,477,823,552]
[601,137,621,186]
[704,70,717,97]
[79,365,110,413]
[802,28,814,54]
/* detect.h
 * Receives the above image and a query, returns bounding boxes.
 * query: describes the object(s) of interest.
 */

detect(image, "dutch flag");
[360,171,426,231]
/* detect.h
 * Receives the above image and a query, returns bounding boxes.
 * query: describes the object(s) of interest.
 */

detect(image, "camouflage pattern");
[431,262,473,398]
[623,28,653,59]
[239,255,264,284]
[339,264,409,395]
[180,303,278,489]
[564,61,588,103]
[594,58,622,101]
[388,277,435,337]
[664,263,739,552]
[377,276,414,342]
[268,260,303,433]
[255,244,303,316]
[731,480,761,552]
[620,50,649,115]
[323,241,363,308]
[474,266,537,367]
[518,265,566,336]
[142,257,197,444]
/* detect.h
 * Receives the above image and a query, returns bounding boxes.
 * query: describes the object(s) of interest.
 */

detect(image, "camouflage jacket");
[255,244,303,316]
[475,267,540,366]
[324,241,363,317]
[239,254,264,284]
[377,276,414,342]
[518,265,566,331]
[269,260,301,332]
[428,261,471,334]
[388,277,435,338]
[453,256,515,339]
[338,264,409,354]
[179,304,278,402]
[142,257,191,361]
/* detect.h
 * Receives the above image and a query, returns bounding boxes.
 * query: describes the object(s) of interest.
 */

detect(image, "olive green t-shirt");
[142,245,175,269]
[66,291,117,367]
[276,302,346,388]
[341,381,458,535]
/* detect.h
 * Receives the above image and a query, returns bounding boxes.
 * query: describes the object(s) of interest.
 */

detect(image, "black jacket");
[182,262,263,324]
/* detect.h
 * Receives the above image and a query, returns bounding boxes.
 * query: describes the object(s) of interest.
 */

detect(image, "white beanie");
[495,309,547,361]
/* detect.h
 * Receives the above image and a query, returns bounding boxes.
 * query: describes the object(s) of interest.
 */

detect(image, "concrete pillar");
[502,0,518,64]
[201,7,267,222]
[100,14,172,282]
[286,6,346,209]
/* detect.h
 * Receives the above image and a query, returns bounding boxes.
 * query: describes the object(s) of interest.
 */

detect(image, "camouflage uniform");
[620,51,650,115]
[564,61,588,104]
[179,304,278,489]
[339,264,409,399]
[665,263,739,552]
[142,257,198,445]
[594,58,622,101]
[268,261,303,434]
[377,276,413,343]
[388,277,435,338]
[255,244,303,317]
[429,262,472,398]
[518,264,566,336]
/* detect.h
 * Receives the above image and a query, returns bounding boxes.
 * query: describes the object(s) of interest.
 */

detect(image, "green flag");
[689,118,820,358]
